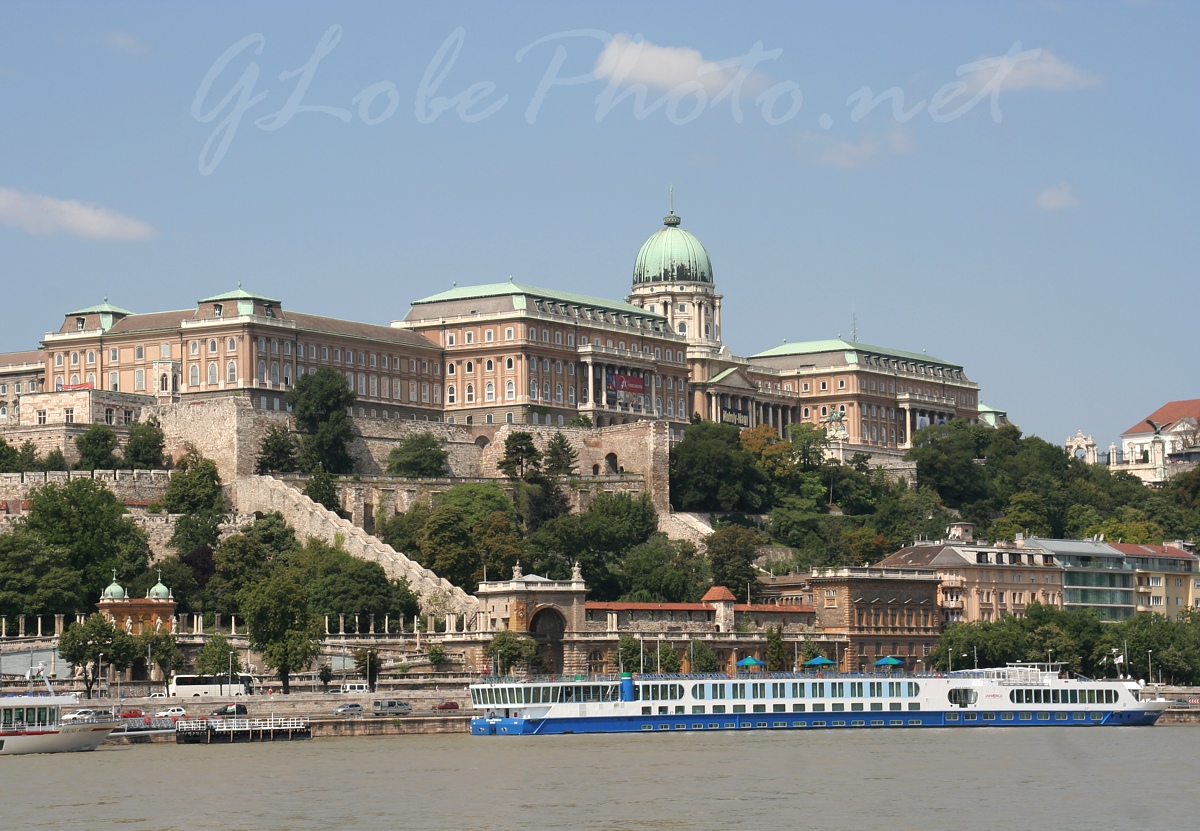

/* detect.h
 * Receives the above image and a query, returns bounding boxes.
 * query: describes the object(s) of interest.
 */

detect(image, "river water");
[7,727,1195,831]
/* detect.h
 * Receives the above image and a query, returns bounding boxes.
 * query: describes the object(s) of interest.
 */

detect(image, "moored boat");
[0,683,122,756]
[469,662,1168,736]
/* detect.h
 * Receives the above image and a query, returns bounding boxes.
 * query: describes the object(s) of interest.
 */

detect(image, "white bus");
[168,674,254,697]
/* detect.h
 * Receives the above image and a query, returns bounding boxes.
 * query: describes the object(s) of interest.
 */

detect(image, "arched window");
[257,361,266,383]
[465,361,474,374]
[543,381,551,400]
[667,399,674,417]
[485,382,495,402]
[208,363,218,384]
[357,374,366,395]
[86,350,95,364]
[71,352,79,365]
[447,363,455,375]
[505,357,514,371]
[505,380,515,400]
[190,341,199,355]
[485,359,494,371]
[447,384,456,404]
[568,386,576,404]
[506,412,513,424]
[227,361,237,383]
[55,353,63,367]
[228,337,237,351]
[555,384,563,403]
[271,363,279,383]
[160,374,168,392]
[529,380,538,400]
[189,365,200,386]
[465,384,475,403]
[677,322,687,335]
[209,339,218,353]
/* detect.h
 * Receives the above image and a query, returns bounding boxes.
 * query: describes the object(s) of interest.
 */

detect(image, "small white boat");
[0,679,121,756]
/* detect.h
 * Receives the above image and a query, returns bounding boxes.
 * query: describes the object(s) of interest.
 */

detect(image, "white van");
[372,699,412,716]
[340,683,370,695]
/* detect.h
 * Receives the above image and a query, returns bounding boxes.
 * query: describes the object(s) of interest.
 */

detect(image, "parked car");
[334,703,364,716]
[118,708,144,719]
[434,701,460,710]
[148,691,167,698]
[155,706,188,719]
[62,709,102,722]
[209,703,248,717]
[371,700,412,716]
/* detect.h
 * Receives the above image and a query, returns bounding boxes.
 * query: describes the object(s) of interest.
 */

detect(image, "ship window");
[947,688,978,706]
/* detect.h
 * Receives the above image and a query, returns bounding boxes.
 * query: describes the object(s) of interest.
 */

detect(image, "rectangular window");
[37,410,47,425]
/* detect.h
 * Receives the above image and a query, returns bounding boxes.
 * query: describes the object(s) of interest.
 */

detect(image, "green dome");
[149,580,171,600]
[102,580,125,600]
[632,211,713,286]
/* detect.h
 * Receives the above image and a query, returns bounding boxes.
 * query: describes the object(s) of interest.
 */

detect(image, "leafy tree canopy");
[543,432,579,476]
[74,424,121,470]
[669,420,768,512]
[386,432,448,477]
[123,417,165,469]
[255,424,298,475]
[287,367,357,474]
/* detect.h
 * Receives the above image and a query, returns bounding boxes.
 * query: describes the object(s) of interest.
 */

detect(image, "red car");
[434,701,460,710]
[118,708,144,719]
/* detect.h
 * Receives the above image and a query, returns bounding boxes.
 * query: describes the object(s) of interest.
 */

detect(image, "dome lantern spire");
[663,186,681,227]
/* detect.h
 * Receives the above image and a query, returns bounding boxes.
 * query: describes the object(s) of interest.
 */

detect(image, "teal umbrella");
[804,656,836,667]
[874,656,905,667]
[736,656,765,668]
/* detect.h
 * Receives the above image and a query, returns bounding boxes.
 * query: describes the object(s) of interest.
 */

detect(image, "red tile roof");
[0,350,44,368]
[586,602,711,612]
[701,586,737,602]
[1122,399,1200,437]
[1107,543,1197,561]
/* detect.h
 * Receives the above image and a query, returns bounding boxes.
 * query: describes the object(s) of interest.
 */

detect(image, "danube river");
[8,727,1194,830]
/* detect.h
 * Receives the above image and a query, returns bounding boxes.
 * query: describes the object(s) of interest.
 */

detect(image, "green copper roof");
[632,211,713,285]
[199,286,281,305]
[751,338,958,367]
[67,300,134,316]
[411,280,662,318]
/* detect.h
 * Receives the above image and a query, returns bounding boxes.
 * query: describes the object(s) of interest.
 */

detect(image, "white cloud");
[0,187,157,240]
[816,129,913,170]
[1035,183,1081,211]
[594,34,743,95]
[961,47,1100,94]
[105,31,149,54]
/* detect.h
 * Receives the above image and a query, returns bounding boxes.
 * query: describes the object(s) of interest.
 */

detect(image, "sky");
[1,2,1195,450]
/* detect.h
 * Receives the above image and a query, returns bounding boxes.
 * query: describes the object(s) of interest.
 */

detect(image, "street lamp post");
[973,645,978,670]
[229,650,236,694]
[98,652,104,698]
[1148,650,1153,685]
[365,649,373,692]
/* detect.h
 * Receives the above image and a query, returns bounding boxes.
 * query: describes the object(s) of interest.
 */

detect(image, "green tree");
[74,424,121,470]
[620,536,707,603]
[255,424,298,474]
[0,530,86,617]
[706,525,762,602]
[427,643,448,670]
[303,468,342,514]
[498,431,542,479]
[14,440,42,473]
[615,634,650,673]
[122,417,165,469]
[44,448,67,471]
[670,420,769,512]
[207,513,299,615]
[765,625,789,671]
[195,632,241,677]
[514,476,569,533]
[474,511,523,584]
[318,663,334,692]
[288,367,357,474]
[58,613,137,699]
[240,570,322,694]
[20,478,150,595]
[418,505,477,590]
[486,630,541,674]
[436,483,516,531]
[685,639,721,673]
[0,437,18,472]
[568,414,593,428]
[163,448,226,555]
[543,432,579,476]
[386,432,448,477]
[354,648,381,691]
[375,501,433,554]
[136,628,184,683]
[652,640,682,673]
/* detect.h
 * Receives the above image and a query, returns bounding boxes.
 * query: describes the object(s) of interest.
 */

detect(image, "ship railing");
[177,716,310,733]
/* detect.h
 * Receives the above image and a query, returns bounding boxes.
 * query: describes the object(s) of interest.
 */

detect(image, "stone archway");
[529,606,567,674]
[604,452,618,474]
[1065,430,1098,465]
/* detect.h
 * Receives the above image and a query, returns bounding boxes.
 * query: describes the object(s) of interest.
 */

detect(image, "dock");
[175,716,311,744]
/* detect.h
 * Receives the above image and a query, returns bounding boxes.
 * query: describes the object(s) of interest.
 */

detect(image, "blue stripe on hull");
[470,709,1160,735]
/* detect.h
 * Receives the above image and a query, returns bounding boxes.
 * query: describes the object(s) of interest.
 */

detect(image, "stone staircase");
[234,476,475,614]
[658,511,714,545]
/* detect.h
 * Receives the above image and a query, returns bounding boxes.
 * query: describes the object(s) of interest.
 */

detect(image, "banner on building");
[606,372,644,405]
[720,408,750,428]
[60,382,94,391]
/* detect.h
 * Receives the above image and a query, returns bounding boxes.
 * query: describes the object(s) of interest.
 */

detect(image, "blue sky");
[2,2,1195,449]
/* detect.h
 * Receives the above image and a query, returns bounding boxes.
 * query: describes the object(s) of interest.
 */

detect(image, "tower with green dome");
[627,198,723,350]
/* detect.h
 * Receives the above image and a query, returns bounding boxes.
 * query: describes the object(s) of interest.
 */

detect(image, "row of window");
[643,702,920,715]
[688,681,921,700]
[0,382,35,395]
